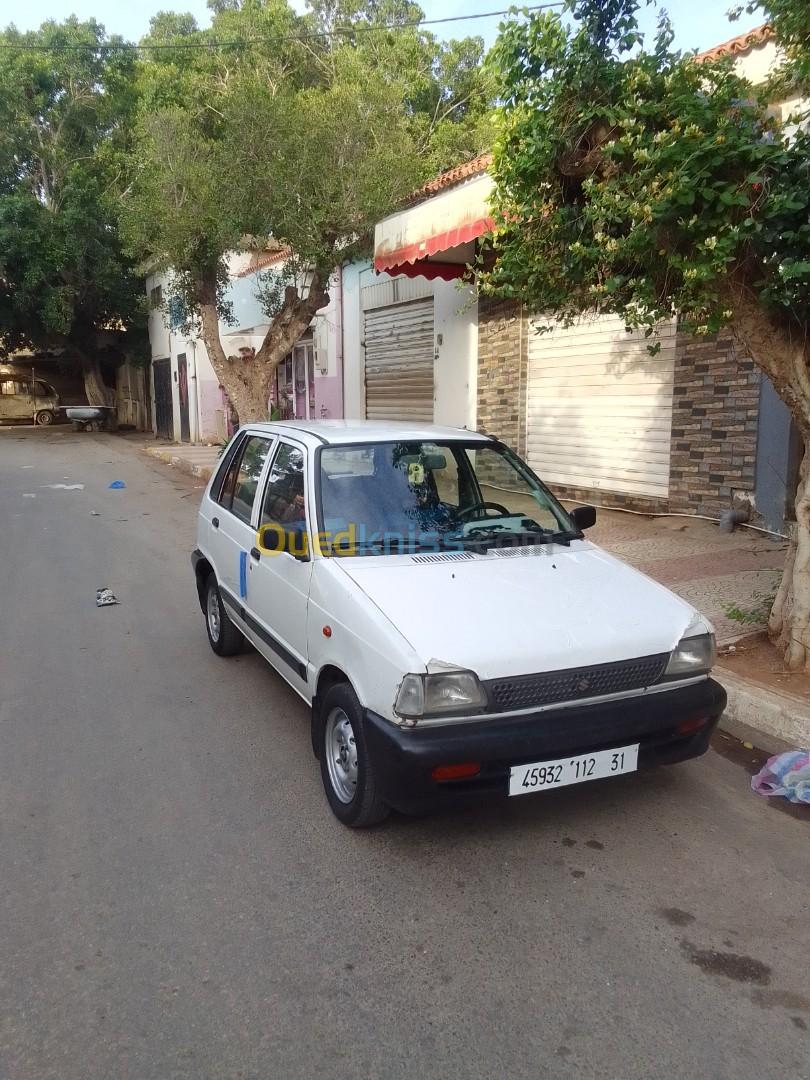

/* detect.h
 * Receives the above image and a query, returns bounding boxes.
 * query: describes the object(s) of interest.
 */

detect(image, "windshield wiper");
[345,535,460,556]
[457,528,581,551]
[456,529,550,551]
[547,528,583,546]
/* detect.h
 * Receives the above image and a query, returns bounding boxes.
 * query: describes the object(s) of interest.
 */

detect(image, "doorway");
[153,359,173,440]
[274,338,315,420]
[177,353,190,442]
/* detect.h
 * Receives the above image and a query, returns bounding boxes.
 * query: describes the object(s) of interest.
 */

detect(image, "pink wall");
[314,373,343,420]
[198,379,225,442]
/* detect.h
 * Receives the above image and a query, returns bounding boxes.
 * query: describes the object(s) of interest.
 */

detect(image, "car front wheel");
[319,683,389,827]
[35,410,54,426]
[204,575,244,657]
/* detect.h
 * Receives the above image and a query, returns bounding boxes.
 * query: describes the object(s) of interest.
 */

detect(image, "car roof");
[243,419,495,447]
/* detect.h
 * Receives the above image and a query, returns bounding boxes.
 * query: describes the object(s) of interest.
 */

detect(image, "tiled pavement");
[585,510,785,644]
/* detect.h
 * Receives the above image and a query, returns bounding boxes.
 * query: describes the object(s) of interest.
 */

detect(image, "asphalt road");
[1,426,808,1080]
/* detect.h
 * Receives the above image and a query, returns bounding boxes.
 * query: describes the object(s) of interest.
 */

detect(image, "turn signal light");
[431,762,481,782]
[677,715,708,736]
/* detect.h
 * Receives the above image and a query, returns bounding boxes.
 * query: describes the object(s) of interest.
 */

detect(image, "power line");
[0,4,563,52]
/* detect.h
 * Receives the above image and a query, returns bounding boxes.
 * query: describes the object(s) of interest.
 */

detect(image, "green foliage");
[481,0,810,343]
[306,0,494,171]
[0,18,144,358]
[0,2,493,362]
[123,0,491,322]
[726,590,777,625]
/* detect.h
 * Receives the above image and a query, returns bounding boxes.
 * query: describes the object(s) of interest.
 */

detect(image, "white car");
[192,420,726,826]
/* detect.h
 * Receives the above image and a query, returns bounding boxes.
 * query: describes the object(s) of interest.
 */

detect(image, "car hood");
[336,542,705,680]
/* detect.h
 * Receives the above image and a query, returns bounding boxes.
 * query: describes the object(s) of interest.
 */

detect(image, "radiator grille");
[484,654,669,713]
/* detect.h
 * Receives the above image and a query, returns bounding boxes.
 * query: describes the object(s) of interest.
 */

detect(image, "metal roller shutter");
[526,315,676,498]
[364,299,434,422]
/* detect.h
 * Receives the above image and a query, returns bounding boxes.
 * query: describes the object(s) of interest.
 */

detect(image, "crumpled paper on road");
[751,750,810,804]
[96,588,119,608]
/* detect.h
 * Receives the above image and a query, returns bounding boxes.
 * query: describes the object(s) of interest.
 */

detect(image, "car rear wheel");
[35,410,54,426]
[205,575,244,657]
[319,683,389,827]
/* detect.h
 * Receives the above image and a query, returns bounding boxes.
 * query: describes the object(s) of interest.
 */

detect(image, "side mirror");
[570,504,596,531]
[258,524,284,552]
[258,522,309,559]
[284,527,309,560]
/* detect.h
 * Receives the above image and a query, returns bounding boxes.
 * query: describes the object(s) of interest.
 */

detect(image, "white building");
[145,252,343,443]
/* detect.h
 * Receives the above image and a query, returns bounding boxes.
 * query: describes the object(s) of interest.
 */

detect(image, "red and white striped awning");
[373,171,493,280]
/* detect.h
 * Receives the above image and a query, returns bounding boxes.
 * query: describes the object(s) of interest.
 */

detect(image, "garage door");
[364,299,434,422]
[526,315,676,499]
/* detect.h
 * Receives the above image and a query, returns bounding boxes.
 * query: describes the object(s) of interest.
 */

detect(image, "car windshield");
[318,440,575,556]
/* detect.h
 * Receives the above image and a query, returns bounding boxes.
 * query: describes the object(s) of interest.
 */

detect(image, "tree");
[479,0,810,669]
[305,0,495,171]
[122,0,492,424]
[0,18,145,404]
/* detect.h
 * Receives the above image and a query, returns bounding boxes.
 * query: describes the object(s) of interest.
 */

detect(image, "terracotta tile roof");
[234,246,291,278]
[408,152,493,204]
[696,23,773,62]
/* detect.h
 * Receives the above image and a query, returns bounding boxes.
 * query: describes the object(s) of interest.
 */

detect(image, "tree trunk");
[728,287,810,670]
[197,266,329,426]
[766,439,810,670]
[78,350,113,408]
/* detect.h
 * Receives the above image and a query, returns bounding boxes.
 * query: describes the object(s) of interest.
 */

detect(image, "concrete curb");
[142,446,217,482]
[715,666,810,754]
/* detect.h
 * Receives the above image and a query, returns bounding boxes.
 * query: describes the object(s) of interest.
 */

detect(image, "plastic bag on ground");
[751,750,810,804]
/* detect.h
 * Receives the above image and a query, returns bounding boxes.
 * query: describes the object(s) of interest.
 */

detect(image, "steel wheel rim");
[38,411,53,425]
[207,587,221,643]
[325,707,358,804]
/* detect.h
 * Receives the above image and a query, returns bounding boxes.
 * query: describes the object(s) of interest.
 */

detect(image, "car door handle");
[250,547,261,561]
[212,517,219,529]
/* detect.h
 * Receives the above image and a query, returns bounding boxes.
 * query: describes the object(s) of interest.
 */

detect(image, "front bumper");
[362,678,726,814]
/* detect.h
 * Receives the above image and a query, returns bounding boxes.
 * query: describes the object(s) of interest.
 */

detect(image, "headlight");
[394,670,486,721]
[664,632,716,677]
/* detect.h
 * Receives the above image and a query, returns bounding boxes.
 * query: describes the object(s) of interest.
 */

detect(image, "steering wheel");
[455,501,510,522]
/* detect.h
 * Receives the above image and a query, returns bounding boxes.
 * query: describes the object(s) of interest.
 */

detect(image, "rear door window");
[213,434,247,507]
[230,436,273,524]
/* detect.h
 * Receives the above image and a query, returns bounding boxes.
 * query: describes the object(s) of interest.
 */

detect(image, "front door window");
[261,443,306,527]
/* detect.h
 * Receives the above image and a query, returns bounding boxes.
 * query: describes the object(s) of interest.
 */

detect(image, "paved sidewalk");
[142,441,222,481]
[586,509,786,645]
[142,441,786,646]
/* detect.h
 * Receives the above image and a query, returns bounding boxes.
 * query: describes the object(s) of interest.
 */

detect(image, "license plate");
[509,744,639,797]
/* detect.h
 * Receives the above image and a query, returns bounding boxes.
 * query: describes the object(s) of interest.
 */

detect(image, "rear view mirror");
[570,505,596,531]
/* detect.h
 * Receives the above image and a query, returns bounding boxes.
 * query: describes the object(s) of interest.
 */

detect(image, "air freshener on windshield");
[408,462,425,485]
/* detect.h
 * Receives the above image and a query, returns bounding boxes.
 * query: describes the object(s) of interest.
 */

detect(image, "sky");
[2,0,765,54]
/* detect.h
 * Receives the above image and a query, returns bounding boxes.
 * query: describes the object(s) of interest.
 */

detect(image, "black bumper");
[362,678,726,814]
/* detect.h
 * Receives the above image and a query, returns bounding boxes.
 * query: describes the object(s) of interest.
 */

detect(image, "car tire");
[204,574,244,657]
[319,682,390,827]
[35,410,54,426]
